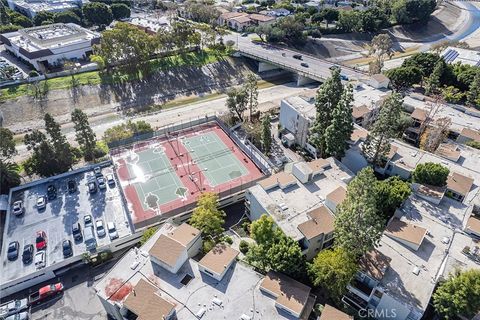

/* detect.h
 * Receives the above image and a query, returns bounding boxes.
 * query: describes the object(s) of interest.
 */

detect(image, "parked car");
[293,54,302,60]
[300,62,309,68]
[84,215,93,228]
[7,241,19,261]
[12,200,24,216]
[35,231,47,250]
[0,299,28,319]
[106,174,115,186]
[88,181,97,194]
[107,222,118,240]
[5,311,29,320]
[72,222,83,241]
[93,166,102,177]
[36,196,46,210]
[34,251,46,269]
[96,219,106,237]
[62,240,73,258]
[97,177,106,190]
[28,283,63,305]
[84,226,97,251]
[67,180,77,193]
[47,184,56,200]
[22,244,34,264]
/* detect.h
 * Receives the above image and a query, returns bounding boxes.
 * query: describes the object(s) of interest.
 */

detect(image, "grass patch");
[0,50,226,102]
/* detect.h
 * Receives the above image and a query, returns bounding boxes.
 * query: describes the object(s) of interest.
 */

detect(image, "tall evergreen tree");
[310,68,343,157]
[324,84,354,158]
[334,167,385,258]
[0,128,17,161]
[261,115,272,155]
[245,73,259,121]
[467,70,480,108]
[71,109,97,161]
[44,113,74,171]
[0,1,10,25]
[23,130,59,177]
[425,59,444,96]
[362,93,404,166]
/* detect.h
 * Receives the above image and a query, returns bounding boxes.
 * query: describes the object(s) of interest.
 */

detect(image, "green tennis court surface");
[126,146,187,211]
[182,131,249,187]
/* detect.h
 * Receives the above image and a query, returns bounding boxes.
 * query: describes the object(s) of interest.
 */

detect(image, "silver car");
[12,200,24,216]
[107,222,118,240]
[5,311,29,320]
[96,219,106,237]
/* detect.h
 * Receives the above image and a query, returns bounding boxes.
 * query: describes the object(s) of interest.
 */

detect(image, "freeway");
[229,34,370,82]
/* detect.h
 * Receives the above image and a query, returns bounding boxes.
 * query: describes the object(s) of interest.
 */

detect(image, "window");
[203,269,214,276]
[180,274,193,286]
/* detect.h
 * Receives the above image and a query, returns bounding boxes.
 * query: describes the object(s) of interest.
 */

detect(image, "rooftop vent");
[412,266,420,276]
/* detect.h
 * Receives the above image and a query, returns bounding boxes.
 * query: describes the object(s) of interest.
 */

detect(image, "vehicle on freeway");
[36,196,46,210]
[28,283,64,305]
[84,226,97,251]
[241,32,248,37]
[0,298,28,318]
[340,74,349,81]
[34,251,46,269]
[93,166,102,177]
[96,219,106,237]
[7,241,19,261]
[5,311,29,320]
[97,176,106,190]
[46,184,56,200]
[293,54,302,60]
[62,239,73,257]
[88,181,97,194]
[107,222,118,240]
[106,174,115,186]
[72,222,83,242]
[300,62,309,68]
[12,200,24,216]
[35,231,47,250]
[329,64,340,70]
[67,180,77,193]
[84,215,93,228]
[22,244,34,264]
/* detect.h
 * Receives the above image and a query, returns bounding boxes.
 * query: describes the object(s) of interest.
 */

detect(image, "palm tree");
[0,161,21,194]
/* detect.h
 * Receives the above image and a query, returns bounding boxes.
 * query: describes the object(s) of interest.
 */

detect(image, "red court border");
[112,122,264,227]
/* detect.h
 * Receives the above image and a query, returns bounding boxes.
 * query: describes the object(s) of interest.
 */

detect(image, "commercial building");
[7,0,85,18]
[0,23,100,72]
[126,16,170,35]
[245,158,354,260]
[1,162,136,297]
[441,46,480,67]
[95,223,316,320]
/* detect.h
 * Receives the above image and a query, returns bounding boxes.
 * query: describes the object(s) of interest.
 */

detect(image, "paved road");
[229,34,369,82]
[13,82,317,163]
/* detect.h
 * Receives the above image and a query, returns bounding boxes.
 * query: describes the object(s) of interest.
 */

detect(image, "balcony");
[342,291,368,311]
[351,278,374,297]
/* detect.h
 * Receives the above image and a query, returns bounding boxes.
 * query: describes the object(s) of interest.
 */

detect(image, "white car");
[106,174,115,186]
[5,311,29,320]
[36,196,46,210]
[0,299,28,318]
[96,219,106,237]
[12,200,24,216]
[34,251,46,269]
[107,222,118,240]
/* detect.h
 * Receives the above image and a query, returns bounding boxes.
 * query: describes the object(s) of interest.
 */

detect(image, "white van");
[84,226,97,251]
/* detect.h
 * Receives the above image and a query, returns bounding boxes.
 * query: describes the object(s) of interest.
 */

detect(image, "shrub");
[239,240,250,254]
[140,226,158,245]
[412,162,450,187]
[203,239,216,254]
[223,236,233,245]
[28,70,40,77]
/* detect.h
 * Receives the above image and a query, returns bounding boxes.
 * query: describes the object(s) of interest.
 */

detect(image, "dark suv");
[72,222,83,242]
[47,184,57,200]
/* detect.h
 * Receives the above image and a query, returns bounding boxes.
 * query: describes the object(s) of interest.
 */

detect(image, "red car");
[35,231,47,250]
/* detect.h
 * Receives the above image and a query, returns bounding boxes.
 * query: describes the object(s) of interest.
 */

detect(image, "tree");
[71,109,97,161]
[111,3,131,20]
[334,167,385,258]
[425,59,444,96]
[53,11,82,25]
[0,127,16,161]
[402,52,440,78]
[82,2,113,26]
[420,117,451,152]
[337,10,362,33]
[245,74,258,120]
[140,226,158,245]
[44,113,74,170]
[324,84,353,159]
[0,161,21,194]
[103,120,153,144]
[362,93,404,166]
[433,269,480,319]
[368,34,393,74]
[375,177,411,219]
[360,7,388,32]
[320,8,339,27]
[0,1,9,25]
[386,66,422,92]
[9,12,33,27]
[467,71,480,108]
[308,248,358,301]
[33,11,55,26]
[260,115,272,155]
[412,162,449,187]
[190,192,225,238]
[226,87,247,122]
[310,68,343,158]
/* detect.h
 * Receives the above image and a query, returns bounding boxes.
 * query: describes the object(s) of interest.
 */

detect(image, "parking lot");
[1,164,132,285]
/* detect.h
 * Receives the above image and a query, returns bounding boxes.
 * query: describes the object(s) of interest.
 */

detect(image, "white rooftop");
[128,16,170,33]
[247,158,353,240]
[441,46,480,67]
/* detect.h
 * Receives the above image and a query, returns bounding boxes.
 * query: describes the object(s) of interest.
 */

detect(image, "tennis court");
[124,144,188,212]
[182,131,249,187]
